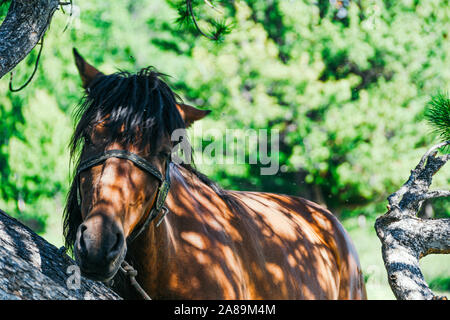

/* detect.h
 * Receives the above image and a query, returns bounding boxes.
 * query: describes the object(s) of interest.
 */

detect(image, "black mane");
[63,67,231,251]
[70,67,186,156]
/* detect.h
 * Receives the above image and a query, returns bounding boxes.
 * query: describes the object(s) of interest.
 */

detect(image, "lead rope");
[120,260,152,300]
[57,246,151,300]
[119,206,168,300]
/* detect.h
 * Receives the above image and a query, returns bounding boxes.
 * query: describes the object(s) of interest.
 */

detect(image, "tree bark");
[0,0,59,79]
[375,141,449,300]
[0,209,121,300]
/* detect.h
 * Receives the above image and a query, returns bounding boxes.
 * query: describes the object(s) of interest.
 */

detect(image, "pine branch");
[425,92,450,142]
[173,0,232,41]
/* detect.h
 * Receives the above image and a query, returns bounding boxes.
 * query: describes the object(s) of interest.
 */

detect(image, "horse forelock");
[70,67,186,157]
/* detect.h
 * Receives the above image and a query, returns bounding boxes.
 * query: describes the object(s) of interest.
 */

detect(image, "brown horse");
[64,49,367,300]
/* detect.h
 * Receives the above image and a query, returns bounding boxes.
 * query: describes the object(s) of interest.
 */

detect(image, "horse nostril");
[78,224,88,255]
[76,217,125,265]
[108,232,124,260]
[80,224,87,235]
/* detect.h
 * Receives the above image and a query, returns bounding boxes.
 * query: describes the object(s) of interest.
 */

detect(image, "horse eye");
[84,135,92,145]
[159,151,171,158]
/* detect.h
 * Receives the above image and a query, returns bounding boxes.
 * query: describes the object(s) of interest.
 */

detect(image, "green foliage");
[426,197,450,219]
[171,0,449,218]
[0,86,71,231]
[429,276,450,292]
[426,92,450,142]
[169,0,233,41]
[0,0,449,238]
[0,0,10,19]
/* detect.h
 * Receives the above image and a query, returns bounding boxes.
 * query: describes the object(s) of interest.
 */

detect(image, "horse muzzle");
[74,214,127,282]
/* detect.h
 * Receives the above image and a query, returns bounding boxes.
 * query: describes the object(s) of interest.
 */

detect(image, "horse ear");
[73,48,103,89]
[176,103,211,127]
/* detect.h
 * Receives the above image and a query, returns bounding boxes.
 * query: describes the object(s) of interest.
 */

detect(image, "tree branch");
[418,190,450,201]
[0,0,59,79]
[375,141,450,300]
[0,209,121,299]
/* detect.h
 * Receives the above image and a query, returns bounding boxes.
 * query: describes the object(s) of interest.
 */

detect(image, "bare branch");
[0,0,59,79]
[416,140,450,170]
[375,141,450,300]
[418,190,450,201]
[420,218,450,256]
[387,141,449,215]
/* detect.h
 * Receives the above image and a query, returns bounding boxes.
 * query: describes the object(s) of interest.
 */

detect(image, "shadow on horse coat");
[64,48,367,300]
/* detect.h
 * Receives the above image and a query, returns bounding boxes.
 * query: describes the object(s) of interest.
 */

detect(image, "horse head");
[65,48,210,282]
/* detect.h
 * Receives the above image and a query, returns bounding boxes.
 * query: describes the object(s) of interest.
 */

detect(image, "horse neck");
[126,163,212,297]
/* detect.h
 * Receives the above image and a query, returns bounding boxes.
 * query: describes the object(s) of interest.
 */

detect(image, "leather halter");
[76,149,171,243]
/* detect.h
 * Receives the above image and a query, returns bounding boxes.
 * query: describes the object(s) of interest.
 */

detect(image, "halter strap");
[126,159,171,243]
[76,149,171,243]
[77,150,164,181]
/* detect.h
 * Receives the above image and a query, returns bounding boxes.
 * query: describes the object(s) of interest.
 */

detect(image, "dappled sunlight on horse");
[64,49,366,300]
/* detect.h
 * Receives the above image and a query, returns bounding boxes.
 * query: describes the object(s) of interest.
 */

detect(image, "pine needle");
[425,92,450,142]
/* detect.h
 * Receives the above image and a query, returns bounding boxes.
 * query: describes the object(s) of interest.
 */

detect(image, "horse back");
[163,169,366,299]
[226,191,367,299]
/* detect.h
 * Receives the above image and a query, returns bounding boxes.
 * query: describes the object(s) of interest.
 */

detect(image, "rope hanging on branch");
[8,36,45,92]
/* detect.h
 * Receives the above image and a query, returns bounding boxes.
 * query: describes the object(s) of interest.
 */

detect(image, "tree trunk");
[375,141,449,300]
[0,209,121,300]
[0,0,59,79]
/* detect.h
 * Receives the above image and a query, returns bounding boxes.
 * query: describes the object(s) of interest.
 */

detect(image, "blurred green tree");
[0,0,448,234]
